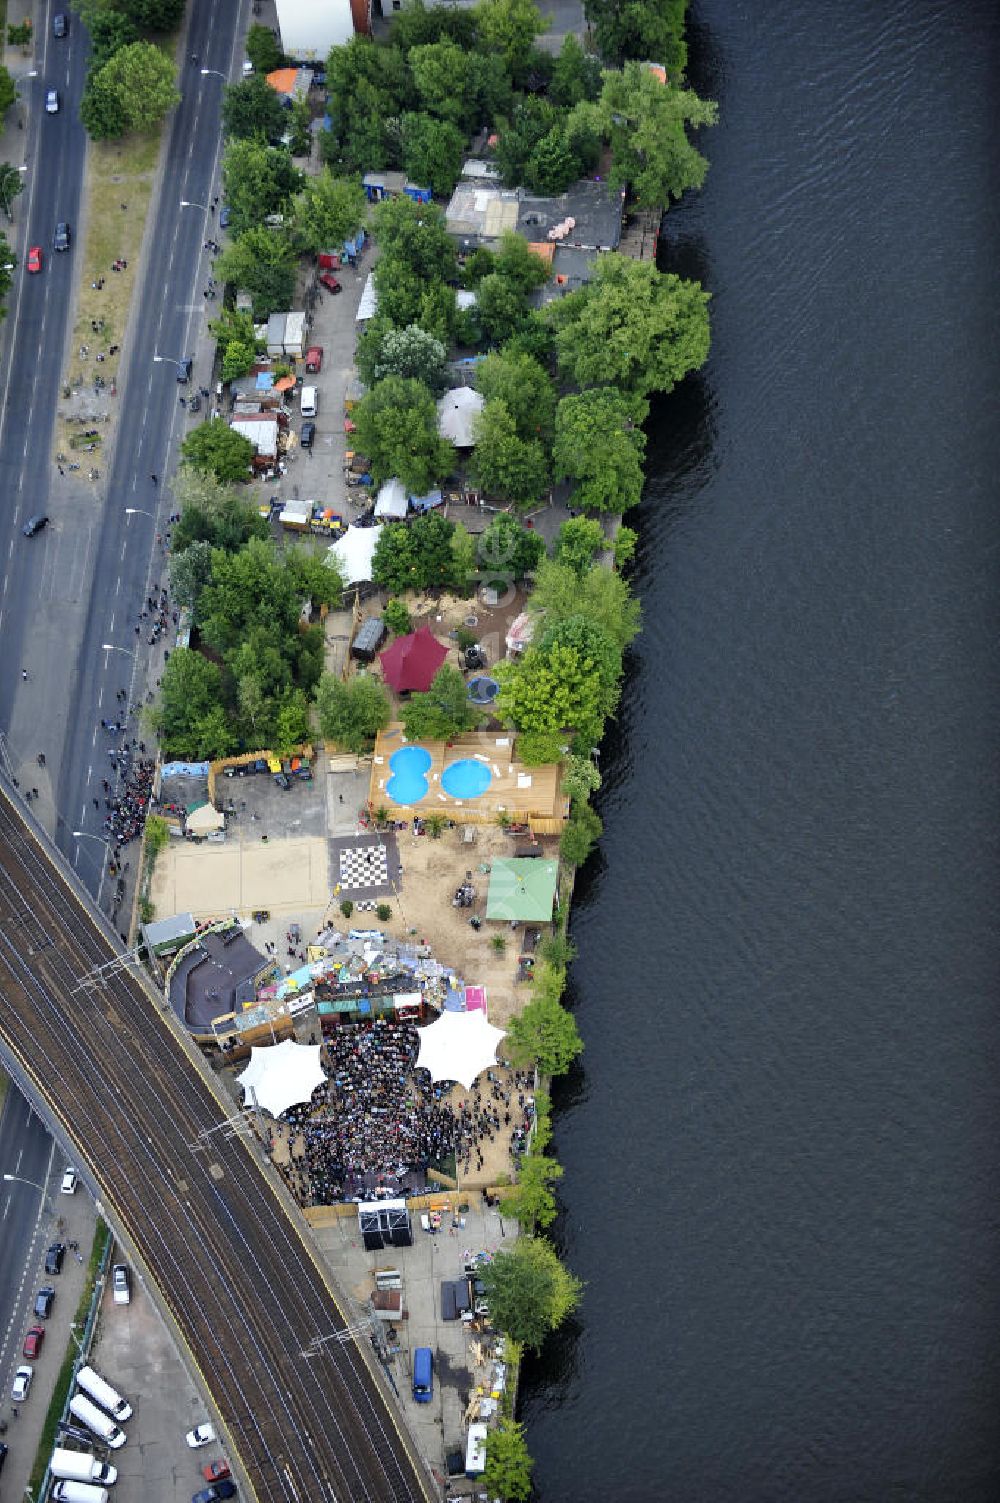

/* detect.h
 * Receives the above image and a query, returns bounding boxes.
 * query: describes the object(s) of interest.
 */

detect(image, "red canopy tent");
[379,626,448,693]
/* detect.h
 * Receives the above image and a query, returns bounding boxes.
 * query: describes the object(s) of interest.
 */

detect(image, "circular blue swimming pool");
[441,758,493,800]
[387,745,432,805]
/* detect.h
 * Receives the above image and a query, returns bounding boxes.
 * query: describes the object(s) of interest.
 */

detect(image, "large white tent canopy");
[328,523,384,585]
[415,1010,506,1090]
[237,1039,326,1118]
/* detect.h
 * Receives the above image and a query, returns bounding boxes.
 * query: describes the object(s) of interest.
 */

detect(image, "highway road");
[0,779,434,1502]
[0,1088,57,1387]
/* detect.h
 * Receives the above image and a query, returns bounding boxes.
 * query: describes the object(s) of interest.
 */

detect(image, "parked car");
[23,514,48,537]
[23,1324,45,1358]
[45,1243,65,1275]
[186,1423,216,1449]
[202,1460,231,1484]
[34,1286,55,1318]
[11,1366,32,1401]
[219,205,231,228]
[112,1265,130,1305]
[60,1167,78,1194]
[299,420,315,449]
[304,345,323,373]
[318,272,341,294]
[46,89,59,113]
[176,357,192,383]
[273,772,291,791]
[26,245,43,274]
[193,1484,235,1503]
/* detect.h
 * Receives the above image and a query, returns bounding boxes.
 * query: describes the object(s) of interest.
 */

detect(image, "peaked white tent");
[437,386,485,448]
[374,477,408,519]
[237,1039,326,1118]
[327,523,383,586]
[415,1010,506,1090]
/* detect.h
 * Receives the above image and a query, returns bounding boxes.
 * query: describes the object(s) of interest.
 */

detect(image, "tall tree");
[315,673,391,753]
[475,0,548,85]
[552,386,647,511]
[476,514,545,585]
[154,649,230,760]
[599,61,717,207]
[245,22,284,75]
[0,66,16,120]
[352,376,455,493]
[215,226,298,316]
[402,665,478,742]
[553,515,607,577]
[583,0,689,70]
[546,253,710,396]
[480,1236,582,1350]
[357,323,449,394]
[400,112,466,197]
[221,74,288,142]
[0,163,23,220]
[101,42,179,133]
[471,400,549,508]
[477,349,556,443]
[373,195,457,283]
[222,139,303,238]
[530,557,641,650]
[483,1419,534,1503]
[371,513,462,595]
[291,170,367,253]
[408,38,472,126]
[550,33,602,106]
[180,420,254,483]
[85,11,139,71]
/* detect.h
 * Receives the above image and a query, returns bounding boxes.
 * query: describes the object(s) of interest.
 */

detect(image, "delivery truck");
[50,1448,118,1485]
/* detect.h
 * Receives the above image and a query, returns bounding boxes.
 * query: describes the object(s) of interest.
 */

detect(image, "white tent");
[437,386,485,448]
[374,477,408,519]
[415,1010,506,1090]
[327,523,384,586]
[237,1039,326,1118]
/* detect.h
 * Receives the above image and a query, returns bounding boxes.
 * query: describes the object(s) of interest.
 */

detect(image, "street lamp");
[101,643,135,659]
[153,353,188,366]
[200,68,226,80]
[124,507,156,519]
[3,1172,52,1213]
[179,198,208,210]
[72,831,106,846]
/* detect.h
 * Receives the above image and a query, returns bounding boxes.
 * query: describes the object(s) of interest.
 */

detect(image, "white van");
[76,1365,132,1421]
[300,386,317,418]
[51,1482,110,1503]
[50,1448,117,1485]
[68,1394,126,1449]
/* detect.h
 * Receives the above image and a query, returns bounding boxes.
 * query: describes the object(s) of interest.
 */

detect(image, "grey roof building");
[168,925,273,1033]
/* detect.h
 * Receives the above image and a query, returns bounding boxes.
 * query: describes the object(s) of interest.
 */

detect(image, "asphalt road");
[0,1088,56,1386]
[0,780,434,1503]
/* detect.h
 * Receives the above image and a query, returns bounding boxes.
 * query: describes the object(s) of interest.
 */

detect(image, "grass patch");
[56,129,165,459]
[26,1220,111,1497]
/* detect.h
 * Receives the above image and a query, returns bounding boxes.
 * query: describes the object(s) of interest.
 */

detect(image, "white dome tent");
[236,1039,326,1118]
[415,1010,506,1090]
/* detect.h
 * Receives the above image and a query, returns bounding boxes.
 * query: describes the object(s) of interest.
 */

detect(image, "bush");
[340,898,354,918]
[376,902,392,922]
[382,598,412,636]
[560,802,603,867]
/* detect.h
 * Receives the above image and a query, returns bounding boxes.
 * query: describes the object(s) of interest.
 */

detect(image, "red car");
[26,246,43,274]
[23,1325,44,1358]
[318,272,341,294]
[202,1460,231,1484]
[304,345,323,373]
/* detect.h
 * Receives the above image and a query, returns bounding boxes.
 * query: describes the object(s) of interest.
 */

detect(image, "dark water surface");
[520,4,1000,1499]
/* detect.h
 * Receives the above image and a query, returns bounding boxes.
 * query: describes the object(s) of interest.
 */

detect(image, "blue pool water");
[441,758,493,800]
[386,745,431,805]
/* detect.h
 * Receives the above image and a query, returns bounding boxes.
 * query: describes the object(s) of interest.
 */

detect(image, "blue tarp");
[256,372,274,389]
[409,489,443,513]
[161,761,210,778]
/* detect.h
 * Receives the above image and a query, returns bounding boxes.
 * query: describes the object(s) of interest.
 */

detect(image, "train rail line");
[0,783,434,1503]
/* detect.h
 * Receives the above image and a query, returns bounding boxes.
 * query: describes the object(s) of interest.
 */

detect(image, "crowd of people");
[271,1019,536,1206]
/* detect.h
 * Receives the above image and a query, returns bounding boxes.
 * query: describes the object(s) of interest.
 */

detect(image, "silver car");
[11,1365,32,1402]
[45,89,59,114]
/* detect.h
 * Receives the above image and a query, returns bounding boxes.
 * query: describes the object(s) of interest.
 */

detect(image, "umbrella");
[415,1009,506,1090]
[237,1039,326,1118]
[380,626,448,694]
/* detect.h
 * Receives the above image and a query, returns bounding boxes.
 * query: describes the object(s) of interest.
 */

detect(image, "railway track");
[0,783,434,1503]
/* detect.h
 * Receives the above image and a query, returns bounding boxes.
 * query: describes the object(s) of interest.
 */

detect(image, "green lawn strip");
[27,1220,112,1496]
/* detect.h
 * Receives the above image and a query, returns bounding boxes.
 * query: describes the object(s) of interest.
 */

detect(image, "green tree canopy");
[154,649,231,760]
[552,386,648,511]
[352,375,455,493]
[475,0,547,84]
[80,71,127,140]
[599,61,718,207]
[221,73,287,141]
[477,514,545,587]
[480,1236,582,1350]
[168,539,214,614]
[546,253,710,396]
[496,640,605,743]
[180,420,254,483]
[550,32,602,105]
[506,968,583,1073]
[471,400,549,509]
[215,224,298,316]
[245,22,284,74]
[121,0,185,28]
[530,557,641,651]
[86,11,139,71]
[209,306,262,383]
[170,465,268,551]
[400,112,466,197]
[291,170,367,253]
[401,665,477,741]
[390,0,477,53]
[371,513,462,595]
[553,515,607,577]
[539,613,622,722]
[0,67,17,119]
[315,672,392,753]
[324,37,412,172]
[474,273,533,347]
[504,1149,563,1231]
[0,163,24,221]
[477,349,556,444]
[494,96,558,186]
[408,38,472,125]
[373,195,457,283]
[357,323,449,393]
[0,231,15,314]
[382,598,412,636]
[84,41,179,137]
[584,0,688,70]
[221,139,304,240]
[560,799,603,865]
[483,1418,534,1503]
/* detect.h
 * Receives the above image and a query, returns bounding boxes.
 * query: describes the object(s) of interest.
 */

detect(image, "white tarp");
[374,478,408,519]
[357,271,378,322]
[415,1010,506,1090]
[237,1039,326,1118]
[437,387,484,448]
[328,524,383,585]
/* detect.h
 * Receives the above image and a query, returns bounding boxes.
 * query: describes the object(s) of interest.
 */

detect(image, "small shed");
[351,617,387,663]
[362,170,408,202]
[265,313,286,357]
[142,912,196,958]
[283,311,307,359]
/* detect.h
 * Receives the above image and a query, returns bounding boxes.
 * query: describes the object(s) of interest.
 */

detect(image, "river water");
[520,4,1000,1499]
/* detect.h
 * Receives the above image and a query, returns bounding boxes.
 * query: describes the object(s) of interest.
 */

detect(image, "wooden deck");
[369,724,567,824]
